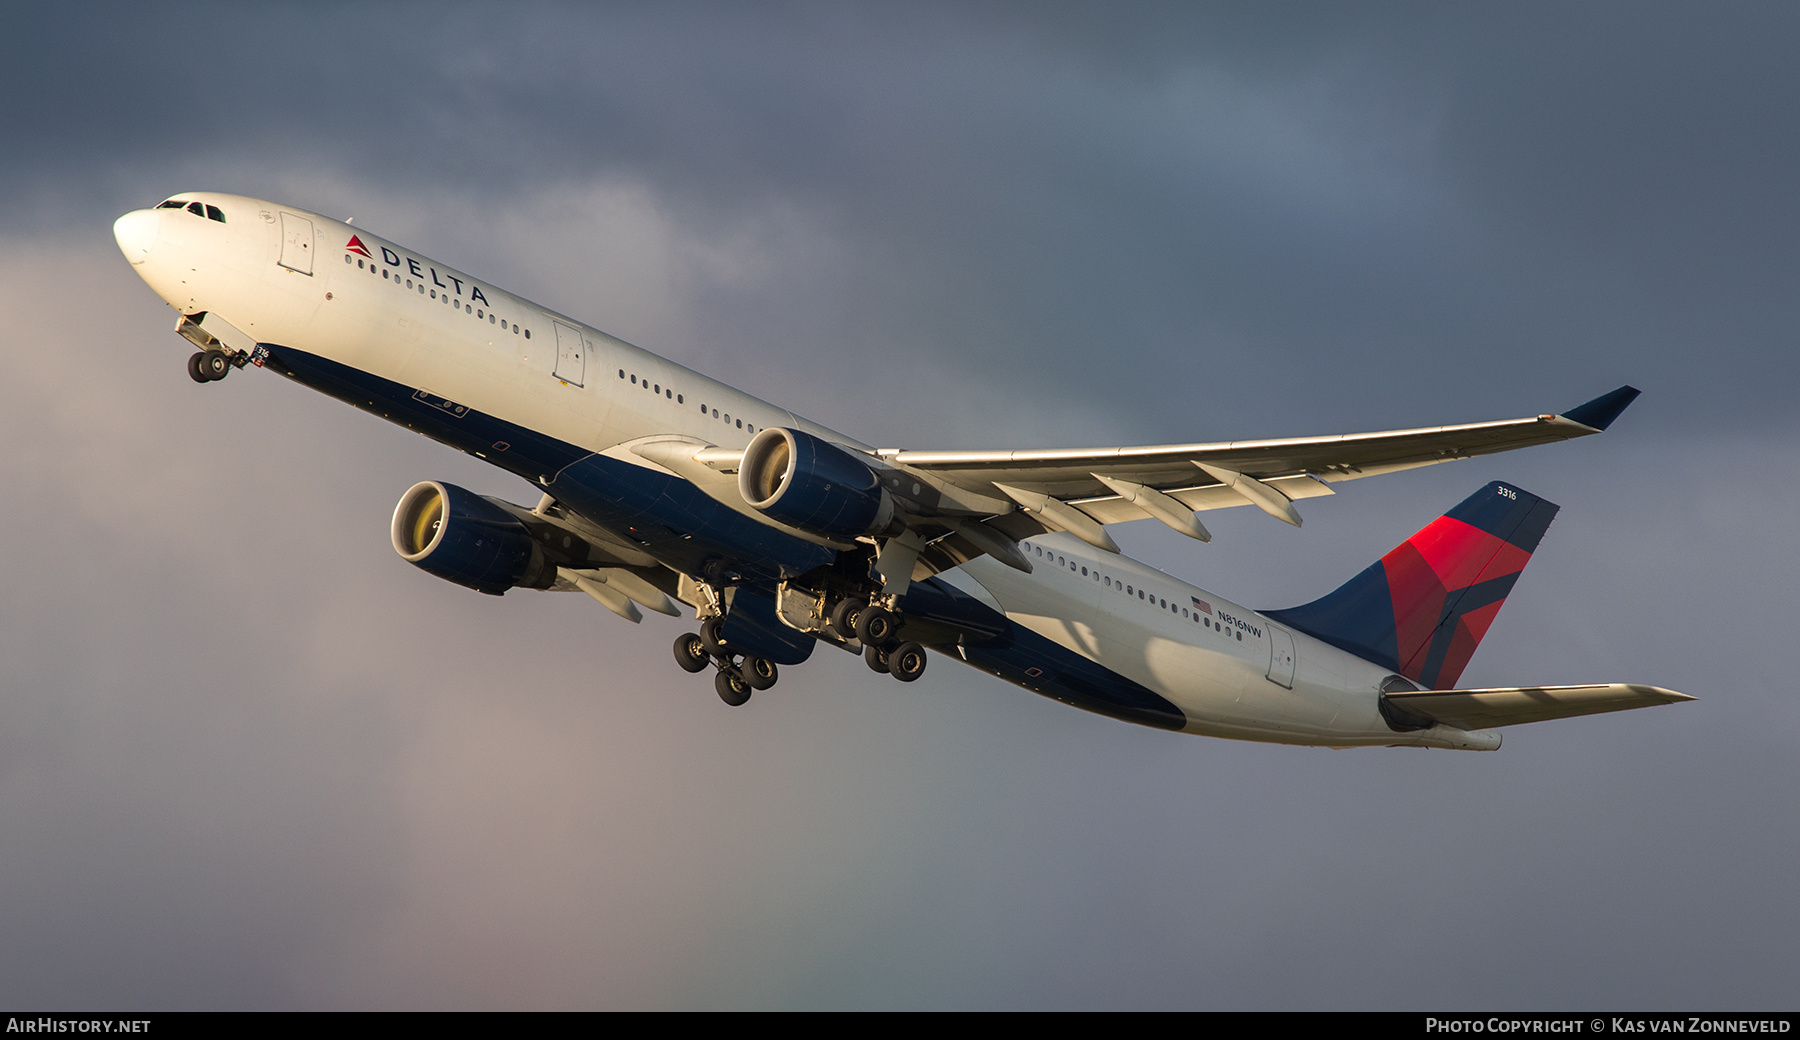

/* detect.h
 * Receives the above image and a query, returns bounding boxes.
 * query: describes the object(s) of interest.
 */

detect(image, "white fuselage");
[117,193,1499,750]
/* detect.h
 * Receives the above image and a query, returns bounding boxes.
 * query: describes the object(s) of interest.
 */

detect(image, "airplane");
[112,192,1692,750]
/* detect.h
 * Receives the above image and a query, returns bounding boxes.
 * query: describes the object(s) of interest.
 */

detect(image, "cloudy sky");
[2,2,1796,1009]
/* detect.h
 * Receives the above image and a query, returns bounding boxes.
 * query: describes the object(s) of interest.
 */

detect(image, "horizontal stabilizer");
[1385,683,1693,730]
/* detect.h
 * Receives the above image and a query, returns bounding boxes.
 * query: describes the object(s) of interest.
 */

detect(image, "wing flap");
[1385,683,1694,729]
[1070,474,1338,524]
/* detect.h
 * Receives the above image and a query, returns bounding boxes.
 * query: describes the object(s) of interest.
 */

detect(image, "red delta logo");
[345,235,373,258]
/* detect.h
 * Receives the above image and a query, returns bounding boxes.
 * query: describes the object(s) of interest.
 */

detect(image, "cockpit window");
[157,199,226,223]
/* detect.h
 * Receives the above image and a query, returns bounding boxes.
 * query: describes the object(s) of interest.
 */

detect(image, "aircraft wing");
[1384,683,1694,730]
[883,386,1640,533]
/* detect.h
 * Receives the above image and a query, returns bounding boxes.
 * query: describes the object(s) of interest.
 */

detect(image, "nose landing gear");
[187,349,235,383]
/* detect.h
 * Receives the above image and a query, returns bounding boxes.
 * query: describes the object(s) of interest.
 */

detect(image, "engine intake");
[738,427,898,540]
[391,481,556,595]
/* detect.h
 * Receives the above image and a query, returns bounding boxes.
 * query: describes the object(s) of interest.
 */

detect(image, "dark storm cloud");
[1,3,1795,1009]
[13,4,1796,434]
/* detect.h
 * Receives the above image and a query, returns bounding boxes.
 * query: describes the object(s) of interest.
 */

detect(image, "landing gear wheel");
[715,668,752,706]
[198,349,232,381]
[741,655,779,690]
[673,633,710,673]
[888,641,928,683]
[864,644,891,673]
[828,599,863,641]
[699,616,728,655]
[855,605,897,647]
[187,352,209,383]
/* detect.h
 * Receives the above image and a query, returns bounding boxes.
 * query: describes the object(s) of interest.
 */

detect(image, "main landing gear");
[836,599,927,684]
[187,349,235,383]
[674,629,780,707]
[675,589,928,708]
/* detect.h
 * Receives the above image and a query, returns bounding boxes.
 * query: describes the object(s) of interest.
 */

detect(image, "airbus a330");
[113,193,1691,750]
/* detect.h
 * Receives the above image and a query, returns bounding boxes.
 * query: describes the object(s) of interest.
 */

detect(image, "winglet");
[1562,385,1640,431]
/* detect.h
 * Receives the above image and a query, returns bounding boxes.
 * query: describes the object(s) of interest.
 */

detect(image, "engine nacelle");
[738,427,898,540]
[391,481,556,595]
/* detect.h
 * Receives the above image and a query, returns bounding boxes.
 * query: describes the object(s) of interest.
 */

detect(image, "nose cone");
[113,209,159,264]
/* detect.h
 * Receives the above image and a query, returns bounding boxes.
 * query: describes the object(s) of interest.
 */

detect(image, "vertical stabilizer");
[1267,482,1558,689]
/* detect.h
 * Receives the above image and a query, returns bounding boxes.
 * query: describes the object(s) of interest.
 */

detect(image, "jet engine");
[390,481,557,595]
[738,427,900,540]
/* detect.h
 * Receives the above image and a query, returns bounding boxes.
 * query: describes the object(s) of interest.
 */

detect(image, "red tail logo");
[1269,482,1558,690]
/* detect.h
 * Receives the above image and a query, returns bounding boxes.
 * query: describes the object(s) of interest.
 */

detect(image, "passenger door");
[278,212,313,275]
[1266,624,1296,689]
[553,320,586,386]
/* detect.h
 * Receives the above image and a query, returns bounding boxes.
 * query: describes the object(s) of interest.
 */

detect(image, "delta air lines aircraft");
[113,193,1691,750]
